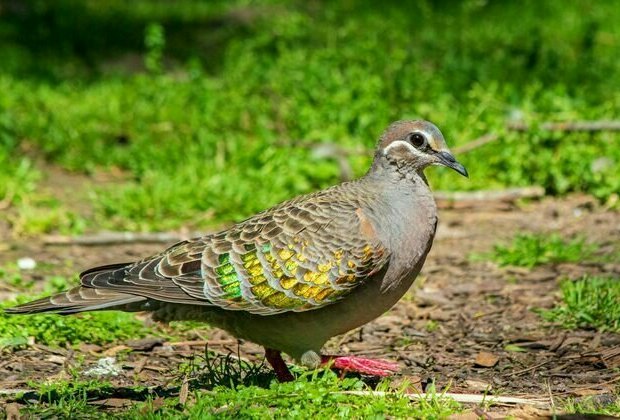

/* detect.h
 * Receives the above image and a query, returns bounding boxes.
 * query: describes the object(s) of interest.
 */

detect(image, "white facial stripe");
[383,140,428,159]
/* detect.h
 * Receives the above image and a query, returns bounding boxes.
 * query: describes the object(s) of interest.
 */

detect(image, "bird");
[6,120,468,382]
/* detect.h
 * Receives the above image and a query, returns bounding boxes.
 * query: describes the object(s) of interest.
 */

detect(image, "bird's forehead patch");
[379,120,447,152]
[380,124,413,147]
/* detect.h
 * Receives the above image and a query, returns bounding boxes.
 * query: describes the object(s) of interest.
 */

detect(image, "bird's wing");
[81,188,390,315]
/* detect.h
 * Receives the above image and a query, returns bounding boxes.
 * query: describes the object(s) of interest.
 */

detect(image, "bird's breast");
[368,183,438,291]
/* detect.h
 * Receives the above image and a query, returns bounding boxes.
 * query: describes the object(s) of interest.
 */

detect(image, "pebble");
[83,357,122,376]
[465,379,492,391]
[17,257,36,270]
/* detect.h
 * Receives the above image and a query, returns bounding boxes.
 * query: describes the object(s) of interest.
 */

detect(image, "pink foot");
[321,355,400,376]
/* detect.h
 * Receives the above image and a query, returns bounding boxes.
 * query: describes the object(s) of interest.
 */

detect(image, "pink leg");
[321,355,400,376]
[265,348,294,382]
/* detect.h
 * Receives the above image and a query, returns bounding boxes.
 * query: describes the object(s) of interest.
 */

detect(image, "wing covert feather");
[80,184,391,315]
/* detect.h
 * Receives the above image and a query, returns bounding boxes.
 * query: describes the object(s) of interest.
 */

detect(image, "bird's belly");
[154,257,425,361]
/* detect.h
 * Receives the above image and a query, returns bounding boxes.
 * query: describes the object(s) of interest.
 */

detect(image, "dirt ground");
[1,194,619,415]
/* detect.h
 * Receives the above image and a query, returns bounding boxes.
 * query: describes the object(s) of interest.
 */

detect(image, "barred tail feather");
[5,262,146,315]
[4,287,146,314]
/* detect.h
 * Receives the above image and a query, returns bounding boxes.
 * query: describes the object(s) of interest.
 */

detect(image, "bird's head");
[372,120,468,177]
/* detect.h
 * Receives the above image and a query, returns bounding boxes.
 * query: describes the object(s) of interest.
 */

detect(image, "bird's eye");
[408,133,427,148]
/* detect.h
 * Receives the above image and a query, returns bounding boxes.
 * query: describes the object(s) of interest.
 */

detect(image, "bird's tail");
[4,263,146,315]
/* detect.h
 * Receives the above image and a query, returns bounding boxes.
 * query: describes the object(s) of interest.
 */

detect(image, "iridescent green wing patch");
[214,254,242,300]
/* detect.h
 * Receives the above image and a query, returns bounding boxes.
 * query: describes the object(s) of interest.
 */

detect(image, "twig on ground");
[472,308,507,319]
[165,339,237,347]
[546,380,555,412]
[507,120,620,132]
[545,372,617,380]
[0,389,34,396]
[310,143,356,181]
[453,133,499,154]
[507,360,552,377]
[434,186,545,202]
[589,375,620,387]
[138,365,168,373]
[43,230,211,246]
[0,387,554,409]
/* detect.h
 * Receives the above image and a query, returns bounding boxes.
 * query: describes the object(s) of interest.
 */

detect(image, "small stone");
[46,355,66,365]
[126,337,164,351]
[152,344,174,353]
[465,379,492,391]
[84,357,122,376]
[474,351,499,368]
[17,257,36,270]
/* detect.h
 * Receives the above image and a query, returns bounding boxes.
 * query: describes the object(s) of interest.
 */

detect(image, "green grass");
[163,375,461,419]
[21,380,117,419]
[179,348,275,390]
[539,276,620,332]
[0,0,619,234]
[0,298,152,349]
[560,394,620,417]
[488,233,597,268]
[16,370,463,419]
[8,198,87,236]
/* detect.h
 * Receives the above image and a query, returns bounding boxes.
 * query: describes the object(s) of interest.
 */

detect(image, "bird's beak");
[437,151,468,177]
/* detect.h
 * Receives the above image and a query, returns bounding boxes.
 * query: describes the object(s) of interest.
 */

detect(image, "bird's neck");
[367,155,428,185]
[356,169,438,293]
[359,167,437,244]
[365,160,429,188]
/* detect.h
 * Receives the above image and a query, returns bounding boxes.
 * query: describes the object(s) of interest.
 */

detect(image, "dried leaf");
[474,352,499,368]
